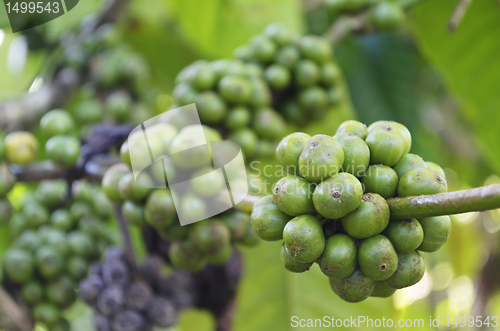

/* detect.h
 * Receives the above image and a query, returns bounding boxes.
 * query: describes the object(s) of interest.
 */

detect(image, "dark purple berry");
[147,297,177,328]
[125,281,152,311]
[94,314,111,331]
[111,310,146,331]
[79,276,104,305]
[89,262,102,276]
[138,255,163,283]
[97,287,124,317]
[103,247,125,262]
[102,260,130,287]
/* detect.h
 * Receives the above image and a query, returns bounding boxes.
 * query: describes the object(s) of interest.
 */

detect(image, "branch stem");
[387,184,500,220]
[448,0,474,31]
[241,184,500,220]
[115,205,138,271]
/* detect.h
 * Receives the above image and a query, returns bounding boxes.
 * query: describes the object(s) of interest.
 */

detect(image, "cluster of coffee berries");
[63,23,155,137]
[326,0,406,31]
[2,179,115,329]
[102,121,259,272]
[250,120,451,302]
[79,248,194,331]
[233,24,344,126]
[171,24,346,159]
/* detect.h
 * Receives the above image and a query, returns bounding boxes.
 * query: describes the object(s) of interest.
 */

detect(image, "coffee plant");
[250,120,453,302]
[1,0,500,329]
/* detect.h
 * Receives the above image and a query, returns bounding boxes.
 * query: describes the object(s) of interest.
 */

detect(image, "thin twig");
[0,287,33,331]
[115,205,138,272]
[448,0,474,31]
[323,13,368,45]
[302,0,325,12]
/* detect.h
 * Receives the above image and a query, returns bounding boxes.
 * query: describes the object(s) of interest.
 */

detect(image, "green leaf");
[164,0,304,58]
[233,242,396,331]
[410,0,500,175]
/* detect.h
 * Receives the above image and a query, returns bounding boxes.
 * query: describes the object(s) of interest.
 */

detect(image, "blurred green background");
[1,0,500,330]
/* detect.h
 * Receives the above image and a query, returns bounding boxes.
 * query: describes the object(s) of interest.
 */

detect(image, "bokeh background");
[1,0,500,330]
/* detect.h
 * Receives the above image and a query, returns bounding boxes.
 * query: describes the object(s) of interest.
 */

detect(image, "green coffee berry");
[329,269,374,303]
[33,303,60,325]
[426,161,446,181]
[40,109,75,138]
[280,244,313,273]
[229,128,258,158]
[298,86,328,112]
[0,163,16,197]
[369,2,405,31]
[192,65,216,90]
[45,135,81,167]
[102,163,130,203]
[358,235,398,281]
[249,78,272,107]
[253,108,286,140]
[361,165,398,199]
[299,134,344,183]
[318,234,357,279]
[275,45,300,69]
[118,173,152,203]
[393,154,426,179]
[205,244,233,265]
[219,211,250,241]
[0,198,13,223]
[313,173,363,219]
[122,201,147,227]
[169,241,206,273]
[383,219,424,254]
[283,215,325,263]
[3,248,34,283]
[273,176,315,217]
[385,250,425,289]
[417,216,451,252]
[21,280,44,304]
[334,132,370,176]
[294,59,320,87]
[341,193,390,239]
[190,167,225,197]
[264,64,291,90]
[365,125,405,167]
[368,121,411,154]
[218,75,252,104]
[321,62,340,86]
[299,35,332,64]
[36,246,64,279]
[264,23,294,47]
[398,168,448,197]
[371,281,397,298]
[251,195,292,241]
[195,91,227,124]
[158,222,190,242]
[225,106,251,130]
[172,82,197,106]
[190,220,231,254]
[180,193,206,222]
[250,35,277,63]
[336,120,368,140]
[276,132,312,175]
